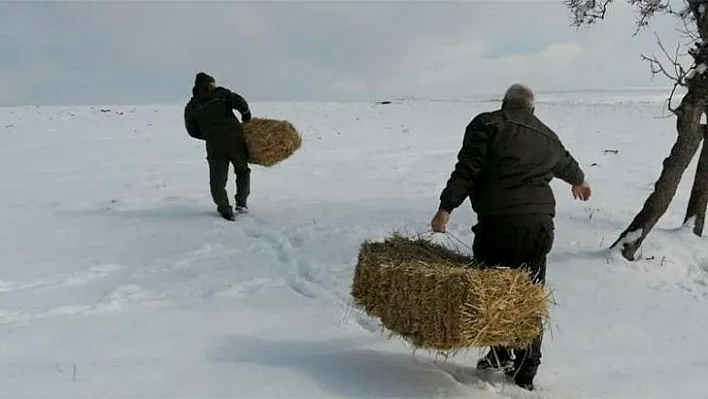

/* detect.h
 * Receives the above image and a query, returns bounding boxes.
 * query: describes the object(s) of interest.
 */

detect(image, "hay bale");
[242,118,302,167]
[351,233,551,353]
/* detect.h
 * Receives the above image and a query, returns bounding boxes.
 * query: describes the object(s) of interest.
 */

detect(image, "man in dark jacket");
[184,72,252,221]
[430,84,591,391]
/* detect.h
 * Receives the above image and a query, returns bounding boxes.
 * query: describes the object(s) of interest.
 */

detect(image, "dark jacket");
[439,107,585,218]
[184,86,252,153]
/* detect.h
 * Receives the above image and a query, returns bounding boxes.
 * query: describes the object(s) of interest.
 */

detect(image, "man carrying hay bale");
[430,83,592,391]
[184,72,252,221]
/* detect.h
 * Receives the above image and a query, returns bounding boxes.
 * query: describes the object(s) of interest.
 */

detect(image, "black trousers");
[472,214,554,378]
[206,140,250,212]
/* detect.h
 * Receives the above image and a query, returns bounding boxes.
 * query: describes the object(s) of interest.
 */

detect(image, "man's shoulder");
[466,109,558,139]
[185,97,197,112]
[466,110,504,131]
[527,114,560,140]
[470,109,502,124]
[213,87,232,97]
[501,109,560,140]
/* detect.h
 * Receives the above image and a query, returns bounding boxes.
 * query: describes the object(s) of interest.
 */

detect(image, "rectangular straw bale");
[351,233,551,353]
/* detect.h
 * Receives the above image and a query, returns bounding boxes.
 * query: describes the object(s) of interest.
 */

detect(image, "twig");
[630,0,674,35]
[640,32,691,114]
[678,14,700,42]
[566,0,614,26]
[567,0,698,117]
[641,32,686,82]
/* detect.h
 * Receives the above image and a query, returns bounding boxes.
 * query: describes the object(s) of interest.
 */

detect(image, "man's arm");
[184,105,205,140]
[219,88,252,122]
[552,141,585,186]
[552,140,592,201]
[438,116,492,214]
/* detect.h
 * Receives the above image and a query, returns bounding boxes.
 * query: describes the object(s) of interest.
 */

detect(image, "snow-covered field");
[2,91,707,398]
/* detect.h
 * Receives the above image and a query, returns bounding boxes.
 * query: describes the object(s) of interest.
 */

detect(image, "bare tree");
[567,0,708,260]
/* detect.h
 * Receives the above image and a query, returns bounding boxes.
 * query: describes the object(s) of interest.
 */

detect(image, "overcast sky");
[0,1,687,106]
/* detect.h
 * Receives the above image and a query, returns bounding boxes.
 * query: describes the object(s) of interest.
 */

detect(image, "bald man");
[431,84,591,391]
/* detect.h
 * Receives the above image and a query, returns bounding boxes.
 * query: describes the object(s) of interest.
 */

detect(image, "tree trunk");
[611,90,706,260]
[684,125,708,236]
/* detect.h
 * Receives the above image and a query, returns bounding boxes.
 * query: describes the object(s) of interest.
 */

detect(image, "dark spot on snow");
[100,109,111,113]
[377,101,393,105]
[604,149,619,154]
[591,163,599,167]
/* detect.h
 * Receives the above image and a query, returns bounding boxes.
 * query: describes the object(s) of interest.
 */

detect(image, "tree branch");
[677,3,699,42]
[642,54,679,81]
[567,0,685,32]
[641,53,684,114]
[566,0,614,26]
[629,0,673,32]
[565,0,705,115]
[640,31,694,114]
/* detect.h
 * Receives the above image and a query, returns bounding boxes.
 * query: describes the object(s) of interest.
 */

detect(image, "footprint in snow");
[213,278,283,298]
[0,264,124,294]
[64,264,124,286]
[286,275,318,299]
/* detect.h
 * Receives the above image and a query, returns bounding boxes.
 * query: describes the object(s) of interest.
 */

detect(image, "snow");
[687,63,708,81]
[2,90,708,398]
[684,215,697,227]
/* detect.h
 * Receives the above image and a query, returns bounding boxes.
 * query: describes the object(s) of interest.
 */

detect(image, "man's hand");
[431,210,450,233]
[572,181,592,201]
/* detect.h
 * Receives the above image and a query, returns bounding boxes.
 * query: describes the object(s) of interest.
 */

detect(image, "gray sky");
[0,0,686,106]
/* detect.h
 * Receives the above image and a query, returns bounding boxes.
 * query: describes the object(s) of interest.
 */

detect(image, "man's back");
[184,86,251,146]
[439,106,584,218]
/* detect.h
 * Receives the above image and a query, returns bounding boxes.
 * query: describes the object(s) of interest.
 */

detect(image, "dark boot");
[505,334,542,391]
[506,364,536,391]
[476,346,514,372]
[219,207,235,221]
